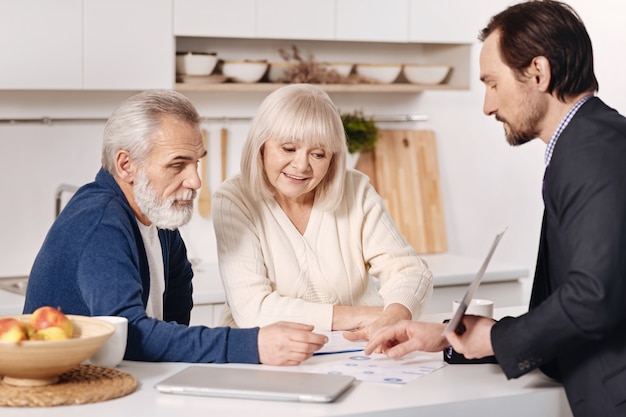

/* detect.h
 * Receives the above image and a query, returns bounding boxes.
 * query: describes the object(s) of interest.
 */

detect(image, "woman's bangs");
[273,107,342,153]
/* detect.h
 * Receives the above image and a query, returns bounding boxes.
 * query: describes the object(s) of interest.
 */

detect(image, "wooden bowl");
[0,315,114,386]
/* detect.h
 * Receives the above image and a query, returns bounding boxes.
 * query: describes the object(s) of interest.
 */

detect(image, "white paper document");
[306,351,446,384]
[310,332,444,383]
[315,331,367,355]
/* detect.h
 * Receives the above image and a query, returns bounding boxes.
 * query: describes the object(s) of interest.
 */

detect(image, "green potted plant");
[341,110,379,154]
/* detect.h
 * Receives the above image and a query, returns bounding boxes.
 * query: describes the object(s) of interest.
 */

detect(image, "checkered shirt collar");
[544,95,593,166]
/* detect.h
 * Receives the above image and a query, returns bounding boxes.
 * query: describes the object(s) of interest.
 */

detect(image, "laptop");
[154,365,355,403]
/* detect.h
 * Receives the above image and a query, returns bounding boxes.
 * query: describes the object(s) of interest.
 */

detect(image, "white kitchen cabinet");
[175,0,334,41]
[174,0,478,44]
[335,0,409,42]
[256,0,335,40]
[0,0,83,90]
[1,0,173,91]
[409,0,480,43]
[174,0,256,38]
[84,0,173,90]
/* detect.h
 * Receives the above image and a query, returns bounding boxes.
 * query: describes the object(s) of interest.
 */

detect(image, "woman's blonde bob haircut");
[240,84,348,211]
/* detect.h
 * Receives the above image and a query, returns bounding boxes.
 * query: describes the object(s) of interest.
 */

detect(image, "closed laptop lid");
[154,365,355,403]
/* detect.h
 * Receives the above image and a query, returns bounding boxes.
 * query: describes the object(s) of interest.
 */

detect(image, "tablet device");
[443,228,507,336]
[154,365,355,403]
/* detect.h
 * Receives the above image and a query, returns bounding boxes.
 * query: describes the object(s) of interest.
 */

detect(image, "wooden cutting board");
[197,129,211,218]
[366,129,447,254]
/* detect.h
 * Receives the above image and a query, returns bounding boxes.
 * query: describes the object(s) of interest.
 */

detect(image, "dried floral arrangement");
[277,45,372,84]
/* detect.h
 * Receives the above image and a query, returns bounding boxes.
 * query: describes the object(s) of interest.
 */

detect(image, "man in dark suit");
[362,2,626,416]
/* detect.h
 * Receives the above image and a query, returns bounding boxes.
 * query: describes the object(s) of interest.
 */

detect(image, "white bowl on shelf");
[323,62,353,77]
[355,63,402,84]
[176,52,218,76]
[403,65,450,85]
[222,60,269,83]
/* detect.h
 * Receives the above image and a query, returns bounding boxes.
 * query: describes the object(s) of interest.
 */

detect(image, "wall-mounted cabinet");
[1,0,475,92]
[174,0,479,43]
[0,0,173,91]
[83,0,174,90]
[173,0,256,38]
[257,0,335,40]
[0,0,83,90]
[409,1,482,43]
[335,0,409,42]
[173,0,473,93]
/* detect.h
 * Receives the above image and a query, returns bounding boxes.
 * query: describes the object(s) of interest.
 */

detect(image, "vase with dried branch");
[276,45,368,84]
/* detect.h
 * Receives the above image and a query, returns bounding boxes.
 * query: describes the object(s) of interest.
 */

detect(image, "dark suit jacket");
[491,97,626,417]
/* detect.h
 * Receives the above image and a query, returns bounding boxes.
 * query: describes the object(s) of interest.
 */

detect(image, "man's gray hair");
[101,89,201,173]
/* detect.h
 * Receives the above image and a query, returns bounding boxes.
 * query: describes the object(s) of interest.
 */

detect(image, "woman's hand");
[336,303,411,343]
[331,305,384,332]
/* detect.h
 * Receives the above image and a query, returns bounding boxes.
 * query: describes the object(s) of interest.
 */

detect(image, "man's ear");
[529,56,551,92]
[114,150,136,184]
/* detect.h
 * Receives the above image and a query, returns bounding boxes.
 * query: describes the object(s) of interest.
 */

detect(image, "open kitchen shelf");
[174,38,472,93]
[174,82,466,93]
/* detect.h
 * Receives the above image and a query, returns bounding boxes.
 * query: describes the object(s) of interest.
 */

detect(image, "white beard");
[133,169,196,230]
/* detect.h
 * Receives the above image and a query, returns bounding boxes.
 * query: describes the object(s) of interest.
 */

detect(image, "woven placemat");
[0,364,138,407]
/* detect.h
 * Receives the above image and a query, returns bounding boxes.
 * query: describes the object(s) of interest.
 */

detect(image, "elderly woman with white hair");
[213,84,433,341]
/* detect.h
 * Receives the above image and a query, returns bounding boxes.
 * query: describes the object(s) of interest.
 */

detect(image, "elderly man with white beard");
[23,89,327,365]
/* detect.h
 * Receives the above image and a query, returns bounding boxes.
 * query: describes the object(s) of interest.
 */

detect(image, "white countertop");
[0,289,26,316]
[191,254,530,305]
[421,253,529,286]
[1,307,571,417]
[0,254,529,316]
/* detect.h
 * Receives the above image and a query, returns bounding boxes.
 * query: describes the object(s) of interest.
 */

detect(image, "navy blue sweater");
[24,168,259,363]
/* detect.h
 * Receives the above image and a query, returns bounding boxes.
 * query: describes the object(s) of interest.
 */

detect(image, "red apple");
[0,318,28,342]
[29,306,74,338]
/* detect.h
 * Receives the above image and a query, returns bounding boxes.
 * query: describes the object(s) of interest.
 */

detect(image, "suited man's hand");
[361,320,449,358]
[445,315,496,359]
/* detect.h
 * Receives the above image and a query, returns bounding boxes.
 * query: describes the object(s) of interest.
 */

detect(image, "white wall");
[1,1,624,304]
